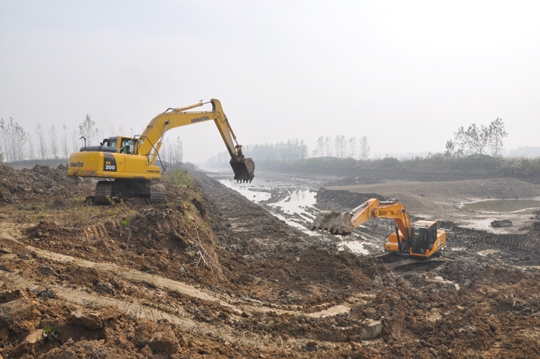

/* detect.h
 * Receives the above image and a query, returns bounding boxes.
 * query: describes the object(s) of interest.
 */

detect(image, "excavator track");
[149,183,166,203]
[94,181,113,205]
[375,252,450,270]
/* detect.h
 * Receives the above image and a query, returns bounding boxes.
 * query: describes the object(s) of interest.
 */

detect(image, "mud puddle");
[213,170,320,234]
[336,240,370,255]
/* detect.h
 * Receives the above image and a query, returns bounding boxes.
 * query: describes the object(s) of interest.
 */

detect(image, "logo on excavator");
[69,162,83,168]
[378,211,395,215]
[103,154,117,172]
[191,116,209,123]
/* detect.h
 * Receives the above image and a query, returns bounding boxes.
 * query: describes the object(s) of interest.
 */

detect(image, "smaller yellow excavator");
[312,198,446,258]
[68,99,255,204]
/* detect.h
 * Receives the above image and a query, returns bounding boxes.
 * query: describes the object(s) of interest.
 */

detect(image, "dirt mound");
[0,164,91,205]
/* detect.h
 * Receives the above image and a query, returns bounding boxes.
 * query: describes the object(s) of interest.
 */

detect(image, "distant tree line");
[209,139,309,164]
[0,115,183,163]
[243,140,309,161]
[208,136,371,164]
[445,118,507,157]
[313,135,370,160]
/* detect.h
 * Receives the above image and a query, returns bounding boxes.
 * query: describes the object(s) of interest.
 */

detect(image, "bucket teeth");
[230,157,255,183]
[311,211,354,235]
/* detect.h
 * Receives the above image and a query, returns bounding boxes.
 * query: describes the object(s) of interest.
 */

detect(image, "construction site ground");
[1,164,540,358]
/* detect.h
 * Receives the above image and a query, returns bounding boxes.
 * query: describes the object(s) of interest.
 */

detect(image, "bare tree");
[451,119,507,157]
[49,124,59,158]
[325,136,333,157]
[0,118,8,161]
[71,129,79,153]
[315,136,325,157]
[348,137,358,159]
[61,124,69,158]
[27,132,35,160]
[79,115,97,146]
[0,118,28,162]
[454,124,489,156]
[488,118,507,157]
[35,124,48,159]
[360,136,370,160]
[334,135,347,158]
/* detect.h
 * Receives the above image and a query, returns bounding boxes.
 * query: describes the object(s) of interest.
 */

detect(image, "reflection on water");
[217,179,318,233]
[218,179,271,202]
[463,199,540,213]
[269,190,317,215]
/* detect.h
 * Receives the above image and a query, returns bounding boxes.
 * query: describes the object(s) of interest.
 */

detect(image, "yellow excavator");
[312,198,446,258]
[68,99,255,204]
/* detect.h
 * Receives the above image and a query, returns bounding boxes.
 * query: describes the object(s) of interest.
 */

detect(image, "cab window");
[120,138,135,154]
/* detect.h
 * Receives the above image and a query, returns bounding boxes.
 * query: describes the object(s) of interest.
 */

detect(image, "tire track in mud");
[0,269,315,353]
[0,221,356,320]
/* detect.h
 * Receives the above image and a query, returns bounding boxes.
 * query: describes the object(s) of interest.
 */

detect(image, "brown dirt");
[1,165,540,358]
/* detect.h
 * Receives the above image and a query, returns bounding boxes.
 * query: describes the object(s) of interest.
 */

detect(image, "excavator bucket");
[311,210,354,235]
[230,157,255,183]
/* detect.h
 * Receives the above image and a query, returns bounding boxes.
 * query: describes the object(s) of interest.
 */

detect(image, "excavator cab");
[405,220,445,257]
[410,226,431,255]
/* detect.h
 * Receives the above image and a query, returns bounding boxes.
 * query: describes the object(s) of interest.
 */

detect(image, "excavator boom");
[135,99,254,182]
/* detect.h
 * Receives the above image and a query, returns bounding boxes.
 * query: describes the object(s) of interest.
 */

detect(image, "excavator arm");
[312,198,412,239]
[134,99,254,182]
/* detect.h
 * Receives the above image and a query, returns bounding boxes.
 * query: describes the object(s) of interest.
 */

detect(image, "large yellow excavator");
[312,198,446,258]
[68,99,255,204]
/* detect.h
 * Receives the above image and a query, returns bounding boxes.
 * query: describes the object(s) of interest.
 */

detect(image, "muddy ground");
[1,164,540,358]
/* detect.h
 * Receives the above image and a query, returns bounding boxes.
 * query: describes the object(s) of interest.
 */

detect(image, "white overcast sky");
[1,0,539,162]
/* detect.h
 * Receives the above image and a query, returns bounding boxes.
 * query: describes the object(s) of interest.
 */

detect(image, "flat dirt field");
[1,164,540,358]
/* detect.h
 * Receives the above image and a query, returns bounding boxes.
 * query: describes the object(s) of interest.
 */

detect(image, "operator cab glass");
[411,222,437,255]
[120,137,135,154]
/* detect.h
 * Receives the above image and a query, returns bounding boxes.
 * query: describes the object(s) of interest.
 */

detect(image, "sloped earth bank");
[0,165,538,358]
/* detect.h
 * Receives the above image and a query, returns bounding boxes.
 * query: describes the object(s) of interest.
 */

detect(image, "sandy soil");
[1,165,540,358]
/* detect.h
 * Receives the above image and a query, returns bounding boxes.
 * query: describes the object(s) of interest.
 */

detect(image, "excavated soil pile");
[1,165,540,358]
[0,164,92,205]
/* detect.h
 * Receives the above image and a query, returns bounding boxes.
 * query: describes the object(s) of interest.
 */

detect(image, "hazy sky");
[1,0,539,162]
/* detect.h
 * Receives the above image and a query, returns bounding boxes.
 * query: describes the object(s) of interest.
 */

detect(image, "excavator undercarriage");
[94,179,166,205]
